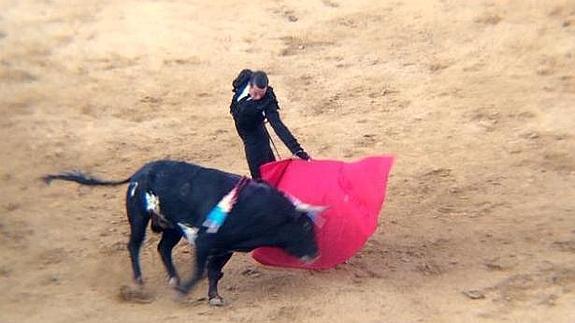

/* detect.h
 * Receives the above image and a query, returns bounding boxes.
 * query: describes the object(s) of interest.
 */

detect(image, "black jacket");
[230,69,303,154]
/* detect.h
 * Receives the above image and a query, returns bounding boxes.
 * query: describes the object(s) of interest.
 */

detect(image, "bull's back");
[129,160,296,240]
[132,160,238,225]
[216,183,296,239]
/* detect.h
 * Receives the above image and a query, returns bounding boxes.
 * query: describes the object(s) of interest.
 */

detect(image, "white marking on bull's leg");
[177,223,198,246]
[168,277,179,287]
[129,182,139,197]
[145,192,160,214]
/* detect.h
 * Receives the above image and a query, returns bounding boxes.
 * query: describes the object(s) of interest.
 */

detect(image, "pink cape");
[251,156,394,269]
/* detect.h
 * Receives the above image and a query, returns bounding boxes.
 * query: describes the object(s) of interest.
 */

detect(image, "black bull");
[43,160,319,305]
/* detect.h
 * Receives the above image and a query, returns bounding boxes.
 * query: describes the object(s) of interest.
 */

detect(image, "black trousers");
[244,141,276,180]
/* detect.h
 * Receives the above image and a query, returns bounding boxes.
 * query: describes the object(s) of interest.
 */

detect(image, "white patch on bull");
[129,182,139,197]
[145,192,160,214]
[177,223,199,245]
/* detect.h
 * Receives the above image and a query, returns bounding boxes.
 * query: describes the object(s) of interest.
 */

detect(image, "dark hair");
[250,71,269,89]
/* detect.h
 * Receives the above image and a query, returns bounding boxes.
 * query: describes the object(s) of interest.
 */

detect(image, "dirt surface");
[1,0,574,322]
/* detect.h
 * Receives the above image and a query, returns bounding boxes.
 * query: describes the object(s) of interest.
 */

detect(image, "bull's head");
[284,205,327,264]
[287,215,319,263]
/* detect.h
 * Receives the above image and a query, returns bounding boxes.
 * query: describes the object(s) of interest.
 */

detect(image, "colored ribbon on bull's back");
[251,156,394,269]
[202,177,250,233]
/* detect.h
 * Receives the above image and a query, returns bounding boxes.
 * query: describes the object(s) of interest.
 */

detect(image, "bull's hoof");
[172,290,188,303]
[208,296,225,307]
[168,276,179,287]
[174,283,187,294]
[134,276,144,285]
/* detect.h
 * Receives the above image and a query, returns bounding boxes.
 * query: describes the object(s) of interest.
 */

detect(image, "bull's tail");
[42,170,131,186]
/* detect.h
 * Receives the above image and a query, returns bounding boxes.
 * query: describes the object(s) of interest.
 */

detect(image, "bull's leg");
[207,252,233,306]
[128,214,150,285]
[157,229,182,286]
[126,193,150,285]
[175,236,211,295]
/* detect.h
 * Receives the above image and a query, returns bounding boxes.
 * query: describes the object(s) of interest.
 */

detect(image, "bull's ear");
[292,210,304,221]
[307,211,327,228]
[295,204,328,228]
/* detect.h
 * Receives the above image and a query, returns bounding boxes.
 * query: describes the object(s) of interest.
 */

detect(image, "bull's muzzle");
[299,255,319,264]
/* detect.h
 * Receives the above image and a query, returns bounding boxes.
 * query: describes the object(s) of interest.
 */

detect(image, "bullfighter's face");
[249,83,267,101]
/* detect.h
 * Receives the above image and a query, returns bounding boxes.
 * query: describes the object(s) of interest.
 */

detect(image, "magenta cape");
[251,156,394,269]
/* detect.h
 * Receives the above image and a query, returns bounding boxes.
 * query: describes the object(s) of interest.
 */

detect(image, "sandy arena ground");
[1,0,574,322]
